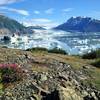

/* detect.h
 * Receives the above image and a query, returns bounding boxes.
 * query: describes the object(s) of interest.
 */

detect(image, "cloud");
[45,8,54,14]
[62,8,73,12]
[0,0,22,5]
[41,23,59,29]
[32,18,52,23]
[21,18,59,29]
[34,10,40,14]
[0,6,29,16]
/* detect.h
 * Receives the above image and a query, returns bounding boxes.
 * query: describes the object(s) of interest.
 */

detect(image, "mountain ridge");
[54,16,100,32]
[0,15,27,34]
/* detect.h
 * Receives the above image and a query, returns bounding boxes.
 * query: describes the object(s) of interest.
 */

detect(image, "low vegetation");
[91,59,100,68]
[27,47,48,52]
[82,49,100,68]
[48,48,67,55]
[0,73,3,95]
[27,47,67,55]
[82,49,100,59]
[0,64,24,83]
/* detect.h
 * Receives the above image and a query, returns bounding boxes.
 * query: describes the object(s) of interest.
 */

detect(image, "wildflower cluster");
[0,64,24,83]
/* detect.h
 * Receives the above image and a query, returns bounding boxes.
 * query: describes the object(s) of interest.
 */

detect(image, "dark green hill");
[0,15,26,34]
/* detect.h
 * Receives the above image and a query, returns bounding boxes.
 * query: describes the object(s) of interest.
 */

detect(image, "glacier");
[0,29,100,55]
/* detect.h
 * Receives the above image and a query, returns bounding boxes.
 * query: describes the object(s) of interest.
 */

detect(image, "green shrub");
[27,47,48,52]
[0,64,25,83]
[27,47,68,55]
[48,48,67,55]
[82,51,96,59]
[96,49,100,58]
[91,59,100,68]
[82,49,100,59]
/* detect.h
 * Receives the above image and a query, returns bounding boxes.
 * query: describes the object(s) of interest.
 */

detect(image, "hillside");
[0,15,26,34]
[0,47,100,100]
[54,16,100,32]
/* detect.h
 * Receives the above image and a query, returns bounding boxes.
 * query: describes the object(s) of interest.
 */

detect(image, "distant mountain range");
[27,26,46,30]
[54,16,100,32]
[1,15,100,34]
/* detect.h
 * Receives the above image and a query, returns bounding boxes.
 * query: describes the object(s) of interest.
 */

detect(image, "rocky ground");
[0,47,100,100]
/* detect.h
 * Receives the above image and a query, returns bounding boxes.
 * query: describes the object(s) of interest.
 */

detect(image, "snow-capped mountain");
[54,16,100,32]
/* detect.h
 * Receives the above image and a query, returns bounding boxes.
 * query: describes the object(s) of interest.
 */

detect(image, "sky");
[0,0,100,28]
